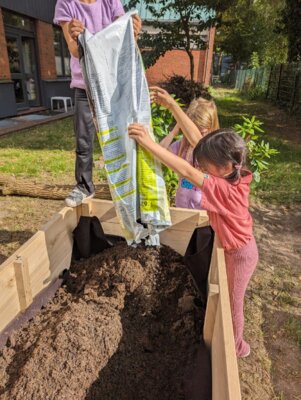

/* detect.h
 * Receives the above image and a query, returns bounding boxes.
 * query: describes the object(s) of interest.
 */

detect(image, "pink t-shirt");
[54,0,125,89]
[169,140,202,209]
[201,171,253,251]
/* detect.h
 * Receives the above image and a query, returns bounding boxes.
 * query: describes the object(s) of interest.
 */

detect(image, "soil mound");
[0,242,205,400]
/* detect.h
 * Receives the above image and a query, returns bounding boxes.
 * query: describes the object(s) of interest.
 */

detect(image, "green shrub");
[151,97,183,202]
[246,86,267,100]
[160,75,211,106]
[234,116,279,183]
[151,99,177,141]
[163,167,178,204]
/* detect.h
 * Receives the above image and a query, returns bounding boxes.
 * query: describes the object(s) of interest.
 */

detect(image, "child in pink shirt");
[128,92,258,358]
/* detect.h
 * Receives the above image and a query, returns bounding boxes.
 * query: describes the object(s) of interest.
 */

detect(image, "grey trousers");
[74,88,96,195]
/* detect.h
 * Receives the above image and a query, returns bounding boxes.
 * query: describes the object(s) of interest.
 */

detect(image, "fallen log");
[0,174,111,200]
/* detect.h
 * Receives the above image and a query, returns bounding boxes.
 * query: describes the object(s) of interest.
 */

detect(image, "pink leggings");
[224,237,258,357]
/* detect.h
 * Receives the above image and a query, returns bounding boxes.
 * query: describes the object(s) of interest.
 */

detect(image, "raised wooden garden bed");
[0,199,241,399]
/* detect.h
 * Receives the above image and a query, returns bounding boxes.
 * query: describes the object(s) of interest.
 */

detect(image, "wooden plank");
[42,208,77,276]
[0,261,20,332]
[203,285,219,347]
[85,199,209,255]
[84,200,209,231]
[13,257,33,311]
[203,238,220,346]
[0,207,78,332]
[18,233,50,298]
[211,247,242,400]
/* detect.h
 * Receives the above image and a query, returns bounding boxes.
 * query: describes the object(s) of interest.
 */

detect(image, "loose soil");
[0,241,206,400]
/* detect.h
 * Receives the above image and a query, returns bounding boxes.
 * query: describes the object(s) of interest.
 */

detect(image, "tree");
[277,0,301,62]
[126,0,235,81]
[215,0,288,67]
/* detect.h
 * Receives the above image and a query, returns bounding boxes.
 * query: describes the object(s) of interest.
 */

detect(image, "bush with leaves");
[245,86,266,100]
[234,116,279,183]
[151,98,178,141]
[160,75,212,106]
[151,98,184,203]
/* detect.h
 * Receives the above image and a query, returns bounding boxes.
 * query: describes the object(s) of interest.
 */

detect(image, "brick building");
[0,0,215,119]
[134,2,215,86]
[0,0,72,118]
[145,32,215,86]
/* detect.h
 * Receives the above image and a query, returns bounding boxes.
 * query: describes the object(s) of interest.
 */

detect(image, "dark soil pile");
[0,242,206,400]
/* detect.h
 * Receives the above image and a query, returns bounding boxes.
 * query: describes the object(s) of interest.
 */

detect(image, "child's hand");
[128,124,152,146]
[68,19,85,40]
[150,86,176,110]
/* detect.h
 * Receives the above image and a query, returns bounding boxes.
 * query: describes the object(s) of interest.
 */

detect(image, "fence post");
[276,64,283,102]
[290,71,300,113]
[266,66,273,99]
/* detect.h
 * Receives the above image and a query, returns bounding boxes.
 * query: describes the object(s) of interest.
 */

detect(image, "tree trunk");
[0,174,111,201]
[187,49,195,83]
[218,52,223,76]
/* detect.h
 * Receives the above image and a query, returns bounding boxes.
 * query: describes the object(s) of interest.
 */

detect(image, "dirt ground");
[215,87,301,146]
[240,202,301,400]
[0,196,63,264]
[0,225,208,400]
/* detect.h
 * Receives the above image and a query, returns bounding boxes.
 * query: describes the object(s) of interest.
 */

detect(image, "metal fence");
[234,63,301,116]
[235,67,270,91]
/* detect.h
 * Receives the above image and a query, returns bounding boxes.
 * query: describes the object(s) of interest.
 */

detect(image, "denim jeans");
[74,88,96,195]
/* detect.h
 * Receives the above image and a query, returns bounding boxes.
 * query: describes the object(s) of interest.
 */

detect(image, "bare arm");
[159,124,180,149]
[129,124,204,188]
[150,87,202,148]
[60,20,83,58]
[60,14,142,59]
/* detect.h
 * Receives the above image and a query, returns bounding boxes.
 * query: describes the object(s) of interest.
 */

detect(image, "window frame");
[53,26,71,78]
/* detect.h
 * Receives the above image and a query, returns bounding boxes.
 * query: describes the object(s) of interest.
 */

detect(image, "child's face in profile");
[201,161,233,178]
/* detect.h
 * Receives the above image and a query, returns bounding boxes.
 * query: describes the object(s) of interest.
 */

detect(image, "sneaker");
[65,187,95,208]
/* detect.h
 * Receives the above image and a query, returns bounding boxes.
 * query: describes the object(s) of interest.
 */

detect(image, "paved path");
[0,110,74,137]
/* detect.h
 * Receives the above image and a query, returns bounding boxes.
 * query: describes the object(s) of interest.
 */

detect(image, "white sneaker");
[65,187,95,207]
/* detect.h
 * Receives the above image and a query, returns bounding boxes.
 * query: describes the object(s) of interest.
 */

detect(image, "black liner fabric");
[184,338,212,400]
[72,216,113,260]
[184,226,215,298]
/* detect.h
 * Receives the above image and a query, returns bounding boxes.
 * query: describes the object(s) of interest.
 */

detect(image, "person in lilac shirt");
[54,0,142,207]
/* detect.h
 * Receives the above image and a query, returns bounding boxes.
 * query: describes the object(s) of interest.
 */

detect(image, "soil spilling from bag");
[0,242,207,400]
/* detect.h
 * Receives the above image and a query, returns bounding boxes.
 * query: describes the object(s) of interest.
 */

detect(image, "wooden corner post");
[13,256,33,311]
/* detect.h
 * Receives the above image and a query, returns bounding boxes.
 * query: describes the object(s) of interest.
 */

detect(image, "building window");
[2,9,34,31]
[53,26,71,77]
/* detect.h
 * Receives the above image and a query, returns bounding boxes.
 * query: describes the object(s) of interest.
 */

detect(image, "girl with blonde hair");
[155,88,220,209]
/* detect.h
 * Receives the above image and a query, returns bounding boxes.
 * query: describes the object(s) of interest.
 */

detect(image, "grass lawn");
[0,88,300,205]
[0,118,106,184]
[212,87,301,205]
